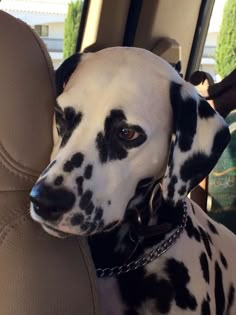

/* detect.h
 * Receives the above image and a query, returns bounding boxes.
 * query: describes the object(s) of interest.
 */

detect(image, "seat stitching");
[0,214,28,245]
[0,149,38,182]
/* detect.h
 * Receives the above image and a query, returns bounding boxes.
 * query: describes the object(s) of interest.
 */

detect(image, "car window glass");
[194,0,236,233]
[0,0,84,69]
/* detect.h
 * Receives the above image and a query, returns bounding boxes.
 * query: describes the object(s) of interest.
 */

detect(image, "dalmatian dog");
[30,47,236,315]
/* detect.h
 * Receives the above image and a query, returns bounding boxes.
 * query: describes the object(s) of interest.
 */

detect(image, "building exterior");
[0,0,70,68]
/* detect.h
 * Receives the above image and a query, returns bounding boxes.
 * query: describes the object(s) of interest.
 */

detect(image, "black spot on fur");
[63,161,73,172]
[168,142,175,175]
[76,176,84,195]
[60,108,83,147]
[81,222,89,231]
[84,164,93,179]
[107,200,111,205]
[71,213,84,225]
[64,152,84,172]
[174,60,182,74]
[55,53,80,96]
[170,82,197,152]
[94,207,103,221]
[79,190,93,210]
[54,175,64,186]
[185,216,201,242]
[167,175,177,199]
[41,160,56,176]
[180,128,230,193]
[220,252,228,269]
[169,82,181,127]
[178,185,186,196]
[168,142,175,164]
[71,152,84,167]
[201,298,211,315]
[207,220,218,234]
[177,97,197,151]
[207,232,213,245]
[96,132,109,163]
[55,104,66,136]
[198,99,216,119]
[85,201,95,215]
[88,222,97,233]
[165,258,197,310]
[206,293,210,302]
[215,261,225,315]
[199,227,212,260]
[154,279,175,313]
[212,126,231,160]
[96,109,146,163]
[200,252,210,283]
[118,269,174,313]
[226,284,235,314]
[156,200,184,233]
[180,153,210,190]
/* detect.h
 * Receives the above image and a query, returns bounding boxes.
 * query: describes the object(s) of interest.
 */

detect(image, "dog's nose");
[30,182,75,221]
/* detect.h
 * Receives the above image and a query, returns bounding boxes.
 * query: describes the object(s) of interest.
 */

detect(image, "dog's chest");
[98,277,124,315]
[94,201,236,315]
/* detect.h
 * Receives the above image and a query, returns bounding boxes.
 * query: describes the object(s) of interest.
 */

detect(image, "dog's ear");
[162,81,230,206]
[173,61,183,77]
[55,53,82,97]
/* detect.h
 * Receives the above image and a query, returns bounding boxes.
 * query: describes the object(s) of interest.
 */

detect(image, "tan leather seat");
[0,11,100,315]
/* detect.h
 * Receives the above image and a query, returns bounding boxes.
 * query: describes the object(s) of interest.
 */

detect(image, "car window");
[0,0,84,68]
[193,0,236,233]
[199,0,228,82]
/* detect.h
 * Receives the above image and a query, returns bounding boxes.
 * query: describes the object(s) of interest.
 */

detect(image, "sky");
[209,0,228,32]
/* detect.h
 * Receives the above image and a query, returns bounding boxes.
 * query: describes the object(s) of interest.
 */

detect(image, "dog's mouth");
[41,220,121,238]
[42,224,70,239]
[31,201,121,237]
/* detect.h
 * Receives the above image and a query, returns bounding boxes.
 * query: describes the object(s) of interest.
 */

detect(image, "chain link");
[96,201,188,278]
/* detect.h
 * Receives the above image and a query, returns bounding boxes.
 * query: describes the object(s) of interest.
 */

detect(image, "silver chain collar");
[96,201,188,278]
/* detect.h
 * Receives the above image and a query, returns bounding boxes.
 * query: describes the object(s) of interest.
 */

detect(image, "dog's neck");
[88,197,184,272]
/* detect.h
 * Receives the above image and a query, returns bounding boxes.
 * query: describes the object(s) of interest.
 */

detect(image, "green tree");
[63,0,83,59]
[215,0,236,78]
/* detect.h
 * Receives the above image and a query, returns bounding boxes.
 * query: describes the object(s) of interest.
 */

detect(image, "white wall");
[48,22,64,38]
[205,32,218,47]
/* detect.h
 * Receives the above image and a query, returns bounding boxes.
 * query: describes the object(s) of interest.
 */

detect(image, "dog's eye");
[118,127,139,141]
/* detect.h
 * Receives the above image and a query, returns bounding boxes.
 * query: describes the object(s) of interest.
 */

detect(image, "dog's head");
[30,47,230,237]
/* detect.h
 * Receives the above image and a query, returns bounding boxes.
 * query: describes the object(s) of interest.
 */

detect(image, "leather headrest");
[0,11,55,191]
